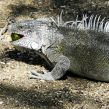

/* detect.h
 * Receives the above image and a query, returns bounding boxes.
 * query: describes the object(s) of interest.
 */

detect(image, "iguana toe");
[29,71,55,80]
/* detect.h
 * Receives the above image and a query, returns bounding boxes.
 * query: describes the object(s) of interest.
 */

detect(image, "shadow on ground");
[8,4,38,17]
[0,49,102,82]
[0,49,53,70]
[0,83,85,109]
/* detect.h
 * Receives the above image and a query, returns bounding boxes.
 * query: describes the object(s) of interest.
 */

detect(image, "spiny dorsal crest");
[51,11,109,33]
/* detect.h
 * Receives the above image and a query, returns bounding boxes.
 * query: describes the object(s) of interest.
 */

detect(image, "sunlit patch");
[11,33,24,41]
[31,42,39,50]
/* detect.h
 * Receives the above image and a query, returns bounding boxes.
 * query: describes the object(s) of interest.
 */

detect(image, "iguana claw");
[29,71,55,80]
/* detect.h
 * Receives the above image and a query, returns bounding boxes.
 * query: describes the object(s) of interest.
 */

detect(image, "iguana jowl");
[2,14,109,81]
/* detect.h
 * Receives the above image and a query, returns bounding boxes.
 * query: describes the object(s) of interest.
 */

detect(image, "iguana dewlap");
[2,15,109,82]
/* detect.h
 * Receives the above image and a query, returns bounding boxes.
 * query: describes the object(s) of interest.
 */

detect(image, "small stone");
[0,101,4,105]
[0,61,5,65]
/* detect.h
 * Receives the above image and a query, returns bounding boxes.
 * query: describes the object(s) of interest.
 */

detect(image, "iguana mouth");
[11,33,24,41]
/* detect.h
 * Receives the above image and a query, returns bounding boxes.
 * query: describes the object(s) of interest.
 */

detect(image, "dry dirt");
[0,0,109,109]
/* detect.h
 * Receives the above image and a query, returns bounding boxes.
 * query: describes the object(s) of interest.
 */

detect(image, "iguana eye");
[28,30,32,33]
[17,26,23,29]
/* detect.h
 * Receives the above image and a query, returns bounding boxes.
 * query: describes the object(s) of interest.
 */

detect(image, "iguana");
[1,13,109,81]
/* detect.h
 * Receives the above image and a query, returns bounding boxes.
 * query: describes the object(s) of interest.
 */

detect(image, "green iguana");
[1,13,109,81]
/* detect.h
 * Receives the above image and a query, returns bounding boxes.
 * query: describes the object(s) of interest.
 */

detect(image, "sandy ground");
[0,36,109,109]
[0,0,109,109]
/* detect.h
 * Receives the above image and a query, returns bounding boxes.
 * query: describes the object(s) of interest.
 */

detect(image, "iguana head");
[7,18,63,52]
[8,19,47,51]
[8,20,41,37]
[8,17,54,36]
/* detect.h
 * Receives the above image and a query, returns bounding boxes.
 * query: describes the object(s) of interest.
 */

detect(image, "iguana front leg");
[29,55,70,80]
